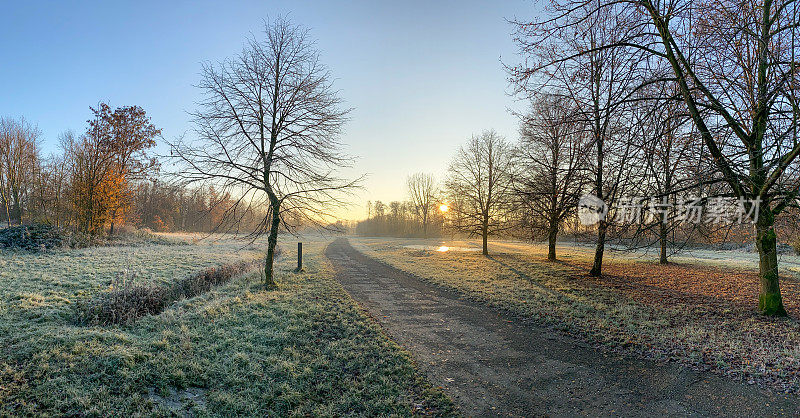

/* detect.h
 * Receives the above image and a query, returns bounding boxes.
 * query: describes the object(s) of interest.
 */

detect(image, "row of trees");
[356,174,445,238]
[505,0,800,316]
[351,0,800,319]
[132,180,267,233]
[356,199,446,237]
[368,94,797,317]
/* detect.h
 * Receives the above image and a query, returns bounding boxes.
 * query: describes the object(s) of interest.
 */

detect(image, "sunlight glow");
[436,246,450,252]
[439,204,449,212]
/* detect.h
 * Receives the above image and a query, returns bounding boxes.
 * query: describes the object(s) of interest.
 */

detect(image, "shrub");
[0,224,74,251]
[75,260,259,325]
[792,237,800,256]
[0,224,188,252]
[171,262,248,298]
[74,271,170,325]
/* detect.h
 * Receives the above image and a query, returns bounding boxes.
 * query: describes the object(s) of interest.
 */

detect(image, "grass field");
[0,234,455,416]
[351,236,800,394]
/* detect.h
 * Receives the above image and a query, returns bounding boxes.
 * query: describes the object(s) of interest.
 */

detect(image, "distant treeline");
[132,180,266,233]
[356,200,446,238]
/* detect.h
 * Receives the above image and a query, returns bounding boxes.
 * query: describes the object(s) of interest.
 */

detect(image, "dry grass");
[352,237,800,393]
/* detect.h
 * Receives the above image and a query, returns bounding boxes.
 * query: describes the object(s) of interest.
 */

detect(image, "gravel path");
[325,238,799,417]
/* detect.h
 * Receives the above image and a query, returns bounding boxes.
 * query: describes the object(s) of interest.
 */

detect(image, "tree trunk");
[9,186,22,225]
[755,210,786,316]
[659,218,668,264]
[547,220,558,261]
[263,201,280,289]
[590,123,605,276]
[481,213,489,256]
[11,200,21,225]
[590,220,606,276]
[3,200,10,227]
[109,207,118,235]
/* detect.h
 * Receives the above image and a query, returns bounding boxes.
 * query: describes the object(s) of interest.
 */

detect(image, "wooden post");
[296,242,303,272]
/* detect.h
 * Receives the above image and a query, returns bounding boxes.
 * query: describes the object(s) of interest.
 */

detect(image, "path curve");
[325,238,799,417]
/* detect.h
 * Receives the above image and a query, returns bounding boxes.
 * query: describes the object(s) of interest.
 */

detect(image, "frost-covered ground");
[0,233,453,416]
[0,234,264,314]
[353,235,800,277]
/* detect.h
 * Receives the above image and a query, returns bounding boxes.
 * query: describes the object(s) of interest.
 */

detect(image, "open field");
[351,236,800,394]
[0,235,455,416]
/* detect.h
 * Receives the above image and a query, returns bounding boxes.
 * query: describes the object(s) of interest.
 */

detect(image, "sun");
[439,204,449,213]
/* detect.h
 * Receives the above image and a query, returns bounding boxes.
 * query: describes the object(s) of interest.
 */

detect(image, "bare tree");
[0,117,40,226]
[518,0,800,315]
[407,173,437,237]
[445,130,515,255]
[29,151,69,226]
[170,18,357,288]
[509,2,643,276]
[627,83,702,264]
[63,122,116,235]
[514,95,591,261]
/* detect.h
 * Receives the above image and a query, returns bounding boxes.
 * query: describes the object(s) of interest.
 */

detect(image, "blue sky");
[1,0,540,219]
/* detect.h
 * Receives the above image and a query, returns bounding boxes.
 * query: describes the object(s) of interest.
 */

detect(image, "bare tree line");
[132,180,269,233]
[504,0,800,316]
[357,198,447,238]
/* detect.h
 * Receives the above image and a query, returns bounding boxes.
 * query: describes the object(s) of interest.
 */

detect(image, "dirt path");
[325,239,799,417]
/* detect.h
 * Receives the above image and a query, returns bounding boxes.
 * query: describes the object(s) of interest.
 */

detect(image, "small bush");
[0,224,91,251]
[75,260,259,325]
[172,262,253,298]
[74,271,170,325]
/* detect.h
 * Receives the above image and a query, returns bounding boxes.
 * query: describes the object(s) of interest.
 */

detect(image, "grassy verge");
[351,237,800,394]
[0,236,455,416]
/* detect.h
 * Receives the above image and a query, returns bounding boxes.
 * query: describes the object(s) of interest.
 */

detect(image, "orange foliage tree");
[66,104,159,236]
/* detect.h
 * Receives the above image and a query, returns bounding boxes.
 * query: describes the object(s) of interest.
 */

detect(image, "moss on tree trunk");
[755,212,786,316]
[263,202,280,289]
